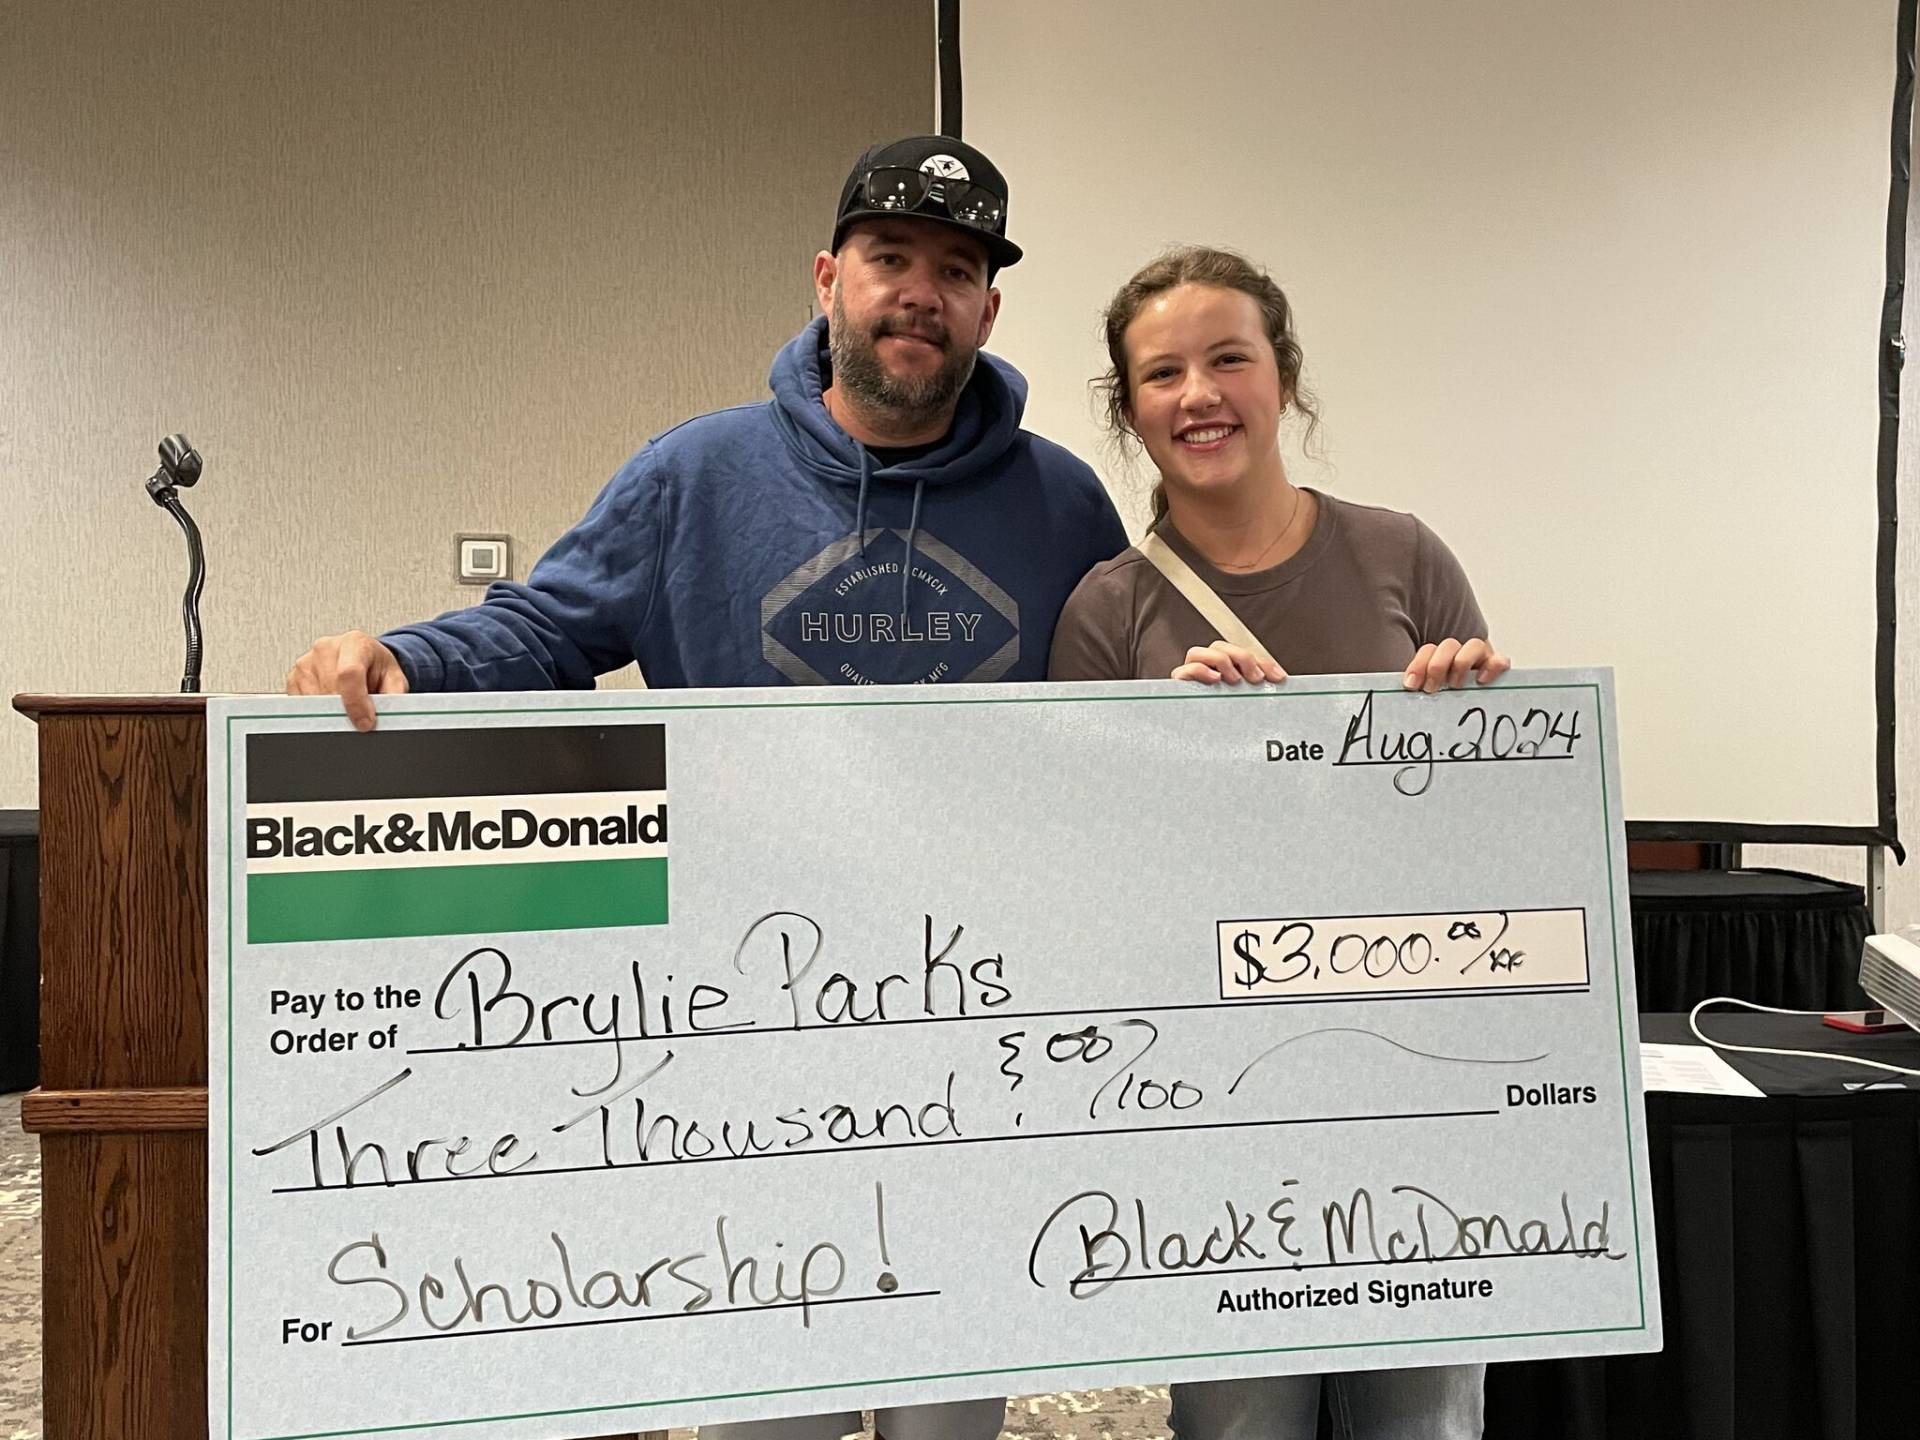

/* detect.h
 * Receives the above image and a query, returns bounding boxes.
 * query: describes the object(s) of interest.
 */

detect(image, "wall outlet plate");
[456,533,511,585]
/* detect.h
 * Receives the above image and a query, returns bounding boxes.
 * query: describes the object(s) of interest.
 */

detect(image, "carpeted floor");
[0,1094,1169,1440]
[1,1097,41,1440]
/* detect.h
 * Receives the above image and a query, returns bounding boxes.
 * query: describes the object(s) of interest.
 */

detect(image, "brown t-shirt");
[1047,490,1489,681]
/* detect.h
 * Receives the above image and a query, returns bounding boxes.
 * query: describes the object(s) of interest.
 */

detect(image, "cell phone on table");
[1822,1009,1909,1034]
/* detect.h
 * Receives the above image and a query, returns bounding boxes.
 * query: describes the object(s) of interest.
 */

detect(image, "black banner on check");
[247,724,667,803]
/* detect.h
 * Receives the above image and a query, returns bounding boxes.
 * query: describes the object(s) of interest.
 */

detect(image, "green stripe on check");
[247,857,668,943]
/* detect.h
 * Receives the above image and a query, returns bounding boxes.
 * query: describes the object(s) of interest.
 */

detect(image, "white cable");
[1686,996,1920,1079]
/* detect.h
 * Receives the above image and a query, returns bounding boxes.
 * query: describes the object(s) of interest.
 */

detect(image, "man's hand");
[286,630,409,732]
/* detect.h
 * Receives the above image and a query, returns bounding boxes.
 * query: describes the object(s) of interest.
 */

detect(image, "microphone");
[145,433,207,693]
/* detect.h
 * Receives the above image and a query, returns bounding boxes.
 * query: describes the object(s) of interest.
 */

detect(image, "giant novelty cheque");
[208,672,1660,1440]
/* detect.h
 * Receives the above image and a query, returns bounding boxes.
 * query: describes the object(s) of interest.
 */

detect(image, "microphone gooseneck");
[163,496,206,692]
[145,433,207,693]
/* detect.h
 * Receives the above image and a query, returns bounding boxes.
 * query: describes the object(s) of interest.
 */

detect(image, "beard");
[829,291,979,434]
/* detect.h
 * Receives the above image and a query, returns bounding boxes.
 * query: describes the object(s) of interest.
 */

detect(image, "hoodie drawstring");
[854,448,922,622]
[854,447,872,559]
[900,478,925,622]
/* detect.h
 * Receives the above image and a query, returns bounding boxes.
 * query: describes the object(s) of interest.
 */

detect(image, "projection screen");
[959,0,1905,844]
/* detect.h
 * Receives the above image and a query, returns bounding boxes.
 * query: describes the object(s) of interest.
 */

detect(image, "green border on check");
[218,683,1648,1440]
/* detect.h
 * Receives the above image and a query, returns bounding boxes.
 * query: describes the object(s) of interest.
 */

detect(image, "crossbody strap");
[1136,532,1280,669]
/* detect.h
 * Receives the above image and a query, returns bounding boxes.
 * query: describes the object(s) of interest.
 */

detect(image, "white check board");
[208,672,1660,1440]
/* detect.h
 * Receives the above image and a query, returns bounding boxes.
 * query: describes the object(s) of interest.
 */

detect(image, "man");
[287,136,1126,1440]
[289,134,1127,726]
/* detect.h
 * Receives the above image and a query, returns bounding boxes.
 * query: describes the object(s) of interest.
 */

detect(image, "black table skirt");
[1629,869,1872,1012]
[0,809,37,1093]
[1484,1015,1920,1440]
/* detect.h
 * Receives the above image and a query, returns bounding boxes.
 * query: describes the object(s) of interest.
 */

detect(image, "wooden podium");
[15,695,652,1440]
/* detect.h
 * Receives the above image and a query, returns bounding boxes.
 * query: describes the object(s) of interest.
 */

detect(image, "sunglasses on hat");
[857,166,1006,233]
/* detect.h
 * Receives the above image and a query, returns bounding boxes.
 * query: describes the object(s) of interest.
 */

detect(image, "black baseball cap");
[832,135,1023,272]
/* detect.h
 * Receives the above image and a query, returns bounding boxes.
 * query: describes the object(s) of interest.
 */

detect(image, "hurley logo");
[242,724,669,945]
[761,528,1020,685]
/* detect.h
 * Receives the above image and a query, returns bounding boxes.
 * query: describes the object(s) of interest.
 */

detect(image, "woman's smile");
[1175,421,1241,453]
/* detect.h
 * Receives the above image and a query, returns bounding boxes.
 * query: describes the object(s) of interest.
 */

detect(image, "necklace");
[1215,486,1308,573]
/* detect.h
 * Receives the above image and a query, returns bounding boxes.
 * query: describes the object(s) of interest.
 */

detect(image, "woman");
[1049,245,1507,698]
[1048,245,1505,1439]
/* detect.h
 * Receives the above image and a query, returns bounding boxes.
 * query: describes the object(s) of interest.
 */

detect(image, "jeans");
[1169,1365,1485,1440]
[702,1398,1008,1440]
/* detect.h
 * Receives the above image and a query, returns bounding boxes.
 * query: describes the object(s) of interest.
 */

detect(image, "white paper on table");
[1639,1042,1766,1097]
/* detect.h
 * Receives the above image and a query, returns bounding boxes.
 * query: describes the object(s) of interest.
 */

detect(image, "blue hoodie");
[384,317,1128,690]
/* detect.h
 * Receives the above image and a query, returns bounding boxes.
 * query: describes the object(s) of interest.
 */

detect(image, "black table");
[0,808,37,1093]
[1484,1012,1920,1440]
[1629,869,1872,1012]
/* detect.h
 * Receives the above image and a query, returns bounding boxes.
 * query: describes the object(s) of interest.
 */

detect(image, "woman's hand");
[1173,643,1288,685]
[1403,638,1510,693]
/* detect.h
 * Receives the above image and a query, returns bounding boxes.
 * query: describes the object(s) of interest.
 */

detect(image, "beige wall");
[964,0,1917,926]
[5,1,1913,926]
[0,0,930,803]
[1746,90,1920,931]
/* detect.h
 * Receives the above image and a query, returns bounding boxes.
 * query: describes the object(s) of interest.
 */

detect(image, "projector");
[1858,928,1920,1032]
